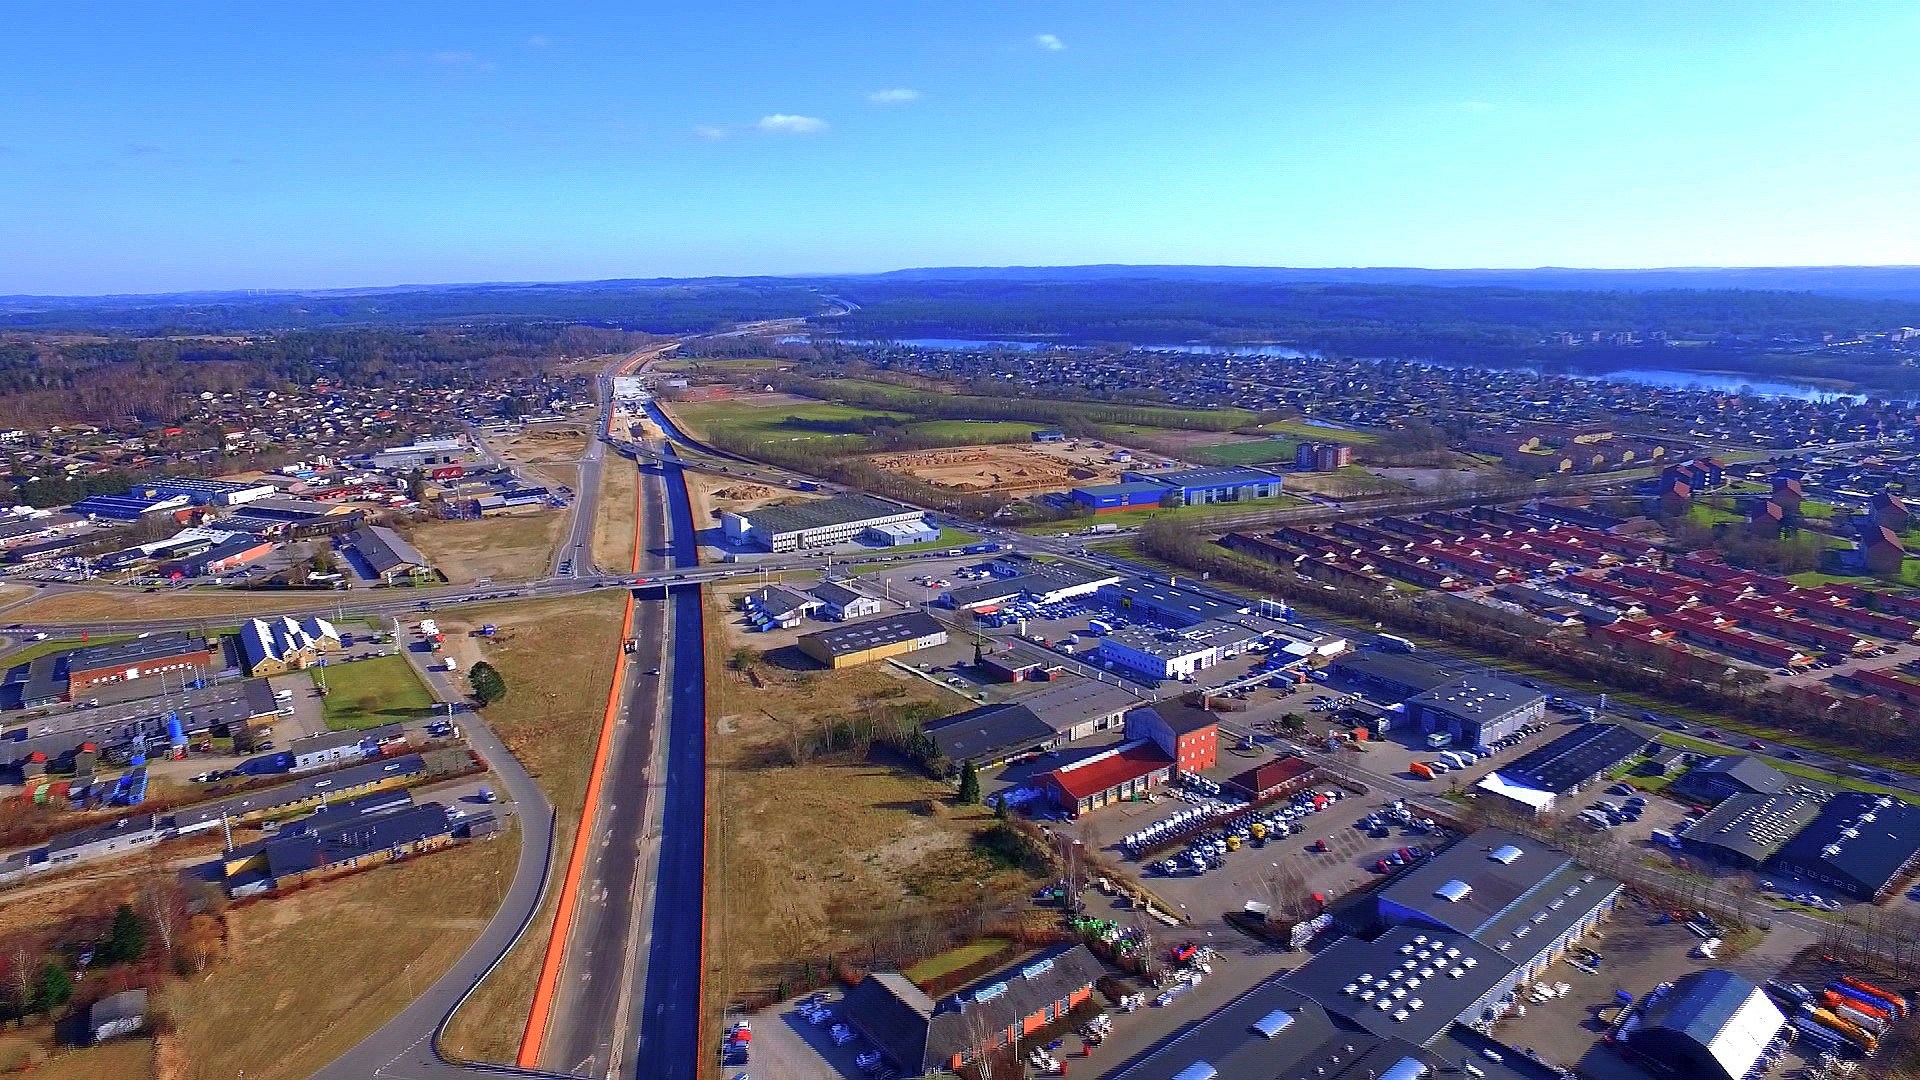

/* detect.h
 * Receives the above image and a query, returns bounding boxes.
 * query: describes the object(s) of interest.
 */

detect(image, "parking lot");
[1492,893,1812,1080]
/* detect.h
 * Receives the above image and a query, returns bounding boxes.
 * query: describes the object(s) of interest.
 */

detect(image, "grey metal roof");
[1769,792,1920,897]
[46,814,159,857]
[924,945,1106,1068]
[349,525,429,574]
[1374,830,1578,939]
[1627,970,1785,1080]
[1282,925,1516,1047]
[1679,792,1823,865]
[841,973,933,1073]
[797,611,946,658]
[1140,465,1286,490]
[1405,676,1545,726]
[87,988,147,1029]
[808,579,867,608]
[744,494,917,537]
[167,753,426,830]
[1491,723,1647,794]
[743,584,818,619]
[1677,755,1789,796]
[1329,653,1455,697]
[65,632,208,673]
[924,703,1056,763]
[260,801,455,883]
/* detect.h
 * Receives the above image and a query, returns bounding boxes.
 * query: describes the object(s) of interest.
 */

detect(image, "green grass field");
[1186,438,1298,466]
[1252,419,1381,446]
[313,654,436,730]
[1787,570,1867,588]
[1684,502,1747,527]
[901,938,1010,985]
[669,399,911,448]
[1018,497,1309,535]
[901,419,1044,443]
[812,379,1261,430]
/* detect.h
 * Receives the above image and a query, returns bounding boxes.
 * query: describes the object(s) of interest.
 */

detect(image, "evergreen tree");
[957,761,981,805]
[102,903,146,965]
[468,661,508,706]
[30,962,70,1014]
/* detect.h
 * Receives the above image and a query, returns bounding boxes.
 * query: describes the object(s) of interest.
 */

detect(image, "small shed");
[88,988,148,1044]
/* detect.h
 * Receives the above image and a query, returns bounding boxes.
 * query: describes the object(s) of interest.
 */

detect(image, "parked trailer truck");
[1826,984,1895,1020]
[1808,1006,1880,1051]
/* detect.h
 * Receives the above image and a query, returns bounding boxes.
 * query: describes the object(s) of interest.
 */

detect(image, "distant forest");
[0,280,828,333]
[0,324,641,428]
[817,279,1920,344]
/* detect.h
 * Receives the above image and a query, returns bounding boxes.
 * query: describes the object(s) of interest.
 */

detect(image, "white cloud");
[1034,33,1065,51]
[527,34,553,49]
[431,50,479,64]
[757,114,829,134]
[868,88,920,104]
[693,125,728,140]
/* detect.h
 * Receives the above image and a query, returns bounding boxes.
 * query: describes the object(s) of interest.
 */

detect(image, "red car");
[1171,943,1199,963]
[1747,739,1765,751]
[1309,839,1329,853]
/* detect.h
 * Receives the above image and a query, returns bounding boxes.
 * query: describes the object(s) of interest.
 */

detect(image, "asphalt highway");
[539,456,670,1076]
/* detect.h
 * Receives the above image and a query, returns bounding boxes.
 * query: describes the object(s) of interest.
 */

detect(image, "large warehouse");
[64,633,218,694]
[1120,465,1286,507]
[1404,675,1547,750]
[1675,792,1824,870]
[1067,480,1170,514]
[1623,970,1787,1080]
[797,611,948,668]
[1474,723,1648,813]
[1766,792,1920,901]
[721,494,931,552]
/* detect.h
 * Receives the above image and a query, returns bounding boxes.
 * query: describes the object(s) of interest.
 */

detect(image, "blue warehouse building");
[1121,465,1286,507]
[1068,480,1169,514]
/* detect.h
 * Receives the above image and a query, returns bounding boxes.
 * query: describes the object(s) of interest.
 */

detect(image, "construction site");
[866,442,1152,496]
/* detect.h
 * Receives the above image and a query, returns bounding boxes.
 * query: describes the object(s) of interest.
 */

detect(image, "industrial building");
[169,752,425,833]
[1120,465,1286,507]
[343,525,434,584]
[64,633,217,694]
[287,723,405,772]
[1123,701,1220,774]
[137,477,277,506]
[721,494,929,553]
[1474,724,1648,813]
[1767,792,1920,901]
[1043,740,1174,817]
[1098,577,1250,628]
[239,614,341,676]
[1374,831,1622,989]
[1622,970,1787,1080]
[1001,677,1144,740]
[1329,653,1455,701]
[1403,675,1547,750]
[840,944,1103,1076]
[1067,480,1171,514]
[808,579,884,622]
[1095,626,1222,681]
[1670,755,1789,803]
[739,585,821,630]
[862,518,942,546]
[1675,792,1824,869]
[942,561,1119,611]
[1110,980,1555,1080]
[71,492,191,521]
[797,610,949,668]
[368,437,469,471]
[223,799,474,894]
[923,703,1059,769]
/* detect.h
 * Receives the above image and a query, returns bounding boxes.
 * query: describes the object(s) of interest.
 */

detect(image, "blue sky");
[3,1,1917,294]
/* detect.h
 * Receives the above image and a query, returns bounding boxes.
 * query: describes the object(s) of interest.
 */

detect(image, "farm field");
[1184,437,1299,466]
[6,588,352,625]
[312,653,435,729]
[438,591,627,1063]
[901,418,1044,443]
[668,396,911,450]
[1251,418,1381,445]
[405,512,566,585]
[1019,496,1309,534]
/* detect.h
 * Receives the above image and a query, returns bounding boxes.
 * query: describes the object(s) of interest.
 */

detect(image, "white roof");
[1476,770,1556,810]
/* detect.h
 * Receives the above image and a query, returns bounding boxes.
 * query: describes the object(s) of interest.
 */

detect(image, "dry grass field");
[491,427,589,491]
[590,457,640,573]
[7,588,350,625]
[404,512,567,584]
[703,594,1046,1021]
[163,832,517,1080]
[437,591,628,1063]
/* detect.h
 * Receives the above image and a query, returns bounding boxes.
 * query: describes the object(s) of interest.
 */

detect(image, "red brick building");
[1124,700,1220,774]
[64,633,216,693]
